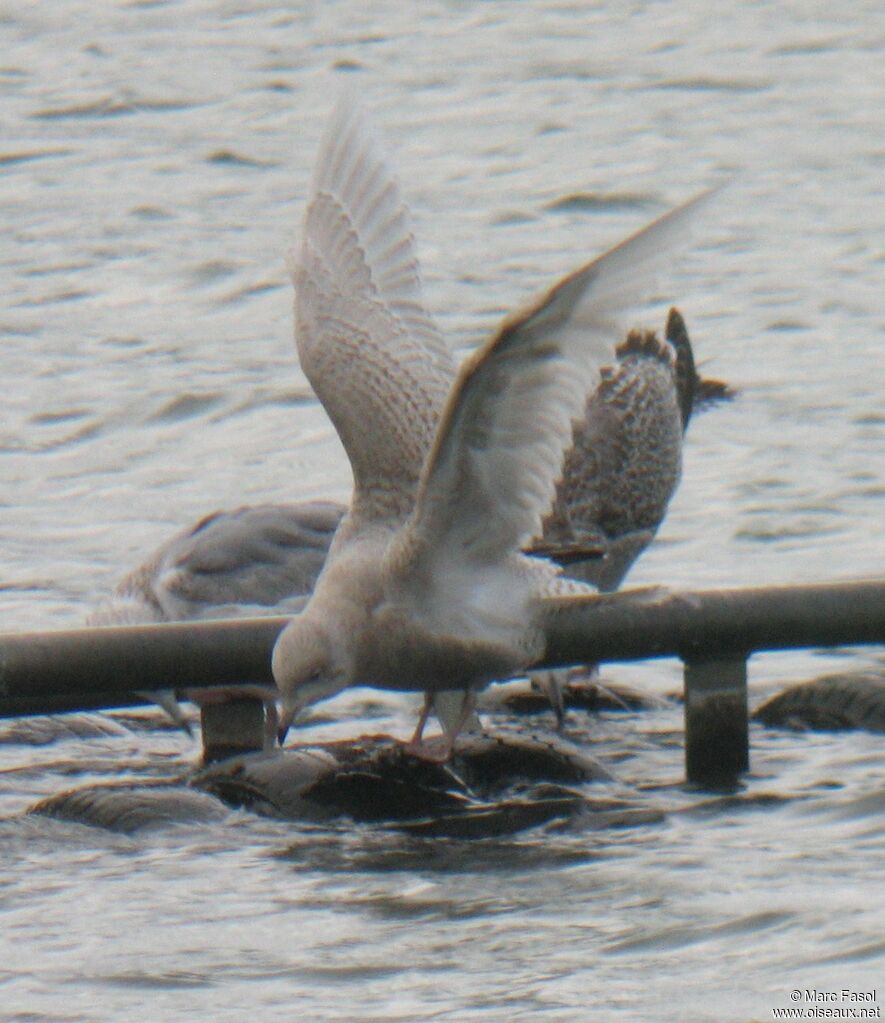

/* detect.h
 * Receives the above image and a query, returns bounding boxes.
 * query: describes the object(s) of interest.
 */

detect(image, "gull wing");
[293,97,456,526]
[406,191,714,573]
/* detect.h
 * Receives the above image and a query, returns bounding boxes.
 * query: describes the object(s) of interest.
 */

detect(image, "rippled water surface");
[1,2,883,1021]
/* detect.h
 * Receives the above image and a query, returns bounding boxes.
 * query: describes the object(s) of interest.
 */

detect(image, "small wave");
[148,392,225,424]
[130,204,173,221]
[205,149,275,168]
[216,280,285,305]
[212,387,317,421]
[735,521,843,543]
[0,578,56,594]
[34,418,105,451]
[95,968,211,990]
[32,96,199,120]
[16,289,93,308]
[651,76,771,93]
[770,38,843,56]
[0,148,72,167]
[489,209,537,226]
[188,259,238,287]
[767,318,811,332]
[28,408,92,427]
[806,937,885,967]
[545,192,655,213]
[602,909,792,956]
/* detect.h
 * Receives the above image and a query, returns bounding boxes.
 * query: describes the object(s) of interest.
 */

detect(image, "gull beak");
[277,698,300,747]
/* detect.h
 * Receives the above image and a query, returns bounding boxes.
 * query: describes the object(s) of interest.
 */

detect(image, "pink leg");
[403,690,476,763]
[408,692,433,746]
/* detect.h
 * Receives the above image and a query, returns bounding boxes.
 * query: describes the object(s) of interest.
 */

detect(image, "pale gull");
[86,309,729,738]
[271,97,715,759]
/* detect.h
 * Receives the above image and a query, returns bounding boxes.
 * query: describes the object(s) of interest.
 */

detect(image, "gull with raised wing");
[271,97,715,760]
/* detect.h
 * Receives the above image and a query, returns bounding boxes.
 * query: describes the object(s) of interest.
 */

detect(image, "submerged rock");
[191,732,613,832]
[193,741,470,823]
[31,782,228,833]
[23,731,619,837]
[753,671,885,733]
[0,713,132,746]
[480,674,665,719]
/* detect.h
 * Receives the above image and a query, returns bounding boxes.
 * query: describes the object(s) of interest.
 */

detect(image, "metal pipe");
[542,580,885,664]
[0,616,287,717]
[684,656,749,784]
[0,581,882,720]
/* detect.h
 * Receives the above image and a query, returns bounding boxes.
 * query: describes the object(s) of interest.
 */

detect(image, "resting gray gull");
[271,97,716,759]
[88,501,343,626]
[87,502,343,731]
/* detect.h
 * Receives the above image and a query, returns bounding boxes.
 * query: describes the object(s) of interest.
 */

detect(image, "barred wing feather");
[293,97,456,526]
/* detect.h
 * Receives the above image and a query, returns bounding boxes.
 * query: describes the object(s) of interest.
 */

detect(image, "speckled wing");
[405,191,714,576]
[293,97,456,526]
[541,330,684,591]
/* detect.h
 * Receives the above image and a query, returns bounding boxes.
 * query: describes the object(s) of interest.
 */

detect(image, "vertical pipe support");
[200,697,273,764]
[683,655,749,784]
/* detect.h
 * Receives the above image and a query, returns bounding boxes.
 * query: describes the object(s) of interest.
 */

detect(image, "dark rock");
[450,731,611,790]
[192,739,471,822]
[753,671,885,733]
[191,732,613,832]
[395,788,588,839]
[487,675,663,718]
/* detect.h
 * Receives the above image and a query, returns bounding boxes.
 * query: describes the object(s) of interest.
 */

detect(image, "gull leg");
[407,692,434,747]
[433,689,482,738]
[449,688,478,741]
[528,668,569,731]
[403,690,477,763]
[135,689,194,737]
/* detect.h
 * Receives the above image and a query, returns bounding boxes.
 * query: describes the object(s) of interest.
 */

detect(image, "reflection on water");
[0,0,882,1020]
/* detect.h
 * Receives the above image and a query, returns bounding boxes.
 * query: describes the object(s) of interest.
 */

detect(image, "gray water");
[1,2,883,1020]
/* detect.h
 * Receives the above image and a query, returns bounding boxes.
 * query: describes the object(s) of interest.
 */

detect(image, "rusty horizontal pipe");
[0,580,883,719]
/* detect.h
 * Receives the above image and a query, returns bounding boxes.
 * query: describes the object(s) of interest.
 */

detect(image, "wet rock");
[31,782,228,832]
[193,737,471,823]
[0,713,132,746]
[481,675,664,719]
[107,707,200,734]
[395,787,589,839]
[192,732,613,831]
[23,730,631,837]
[753,671,885,733]
[450,731,611,789]
[189,739,456,822]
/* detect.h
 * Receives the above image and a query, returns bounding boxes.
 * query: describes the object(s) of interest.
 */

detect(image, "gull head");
[272,614,350,745]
